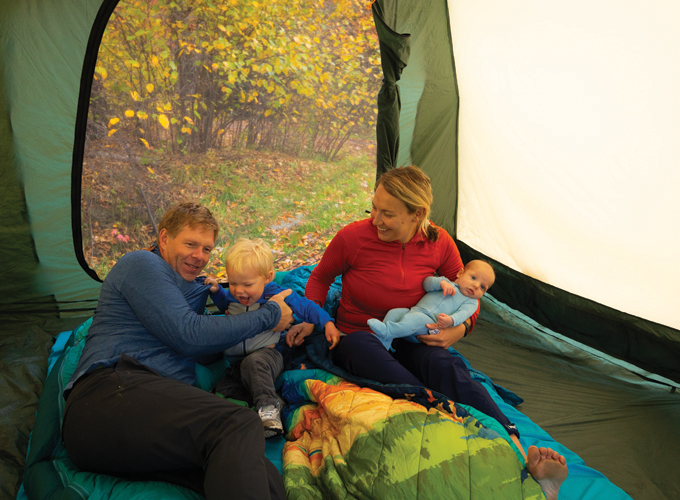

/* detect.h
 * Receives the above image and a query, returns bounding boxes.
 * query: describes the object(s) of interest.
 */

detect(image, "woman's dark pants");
[333,330,518,437]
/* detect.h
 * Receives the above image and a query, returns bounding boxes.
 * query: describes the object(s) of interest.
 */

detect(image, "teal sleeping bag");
[22,318,205,499]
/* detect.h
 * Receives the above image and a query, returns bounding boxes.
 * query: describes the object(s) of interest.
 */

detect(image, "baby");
[367,260,495,351]
[205,238,340,438]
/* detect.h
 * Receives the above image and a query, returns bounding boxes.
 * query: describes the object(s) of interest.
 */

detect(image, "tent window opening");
[82,0,380,279]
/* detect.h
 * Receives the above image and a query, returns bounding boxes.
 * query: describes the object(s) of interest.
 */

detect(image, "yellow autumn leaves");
[94,0,380,156]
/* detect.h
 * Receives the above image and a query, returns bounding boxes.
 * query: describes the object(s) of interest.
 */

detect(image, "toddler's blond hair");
[225,238,275,278]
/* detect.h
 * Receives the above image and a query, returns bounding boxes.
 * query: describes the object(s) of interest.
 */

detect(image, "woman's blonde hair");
[376,165,439,241]
[225,238,275,278]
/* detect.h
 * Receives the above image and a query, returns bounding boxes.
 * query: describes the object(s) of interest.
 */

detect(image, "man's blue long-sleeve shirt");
[65,248,282,393]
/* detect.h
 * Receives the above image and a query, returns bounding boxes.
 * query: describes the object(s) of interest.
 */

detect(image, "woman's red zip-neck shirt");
[306,219,478,334]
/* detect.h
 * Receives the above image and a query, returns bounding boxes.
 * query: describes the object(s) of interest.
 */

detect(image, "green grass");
[198,150,375,275]
[82,142,376,278]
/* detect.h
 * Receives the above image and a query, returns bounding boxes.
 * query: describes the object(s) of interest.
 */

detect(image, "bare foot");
[526,445,569,500]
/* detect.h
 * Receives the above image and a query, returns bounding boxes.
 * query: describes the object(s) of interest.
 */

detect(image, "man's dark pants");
[62,355,285,499]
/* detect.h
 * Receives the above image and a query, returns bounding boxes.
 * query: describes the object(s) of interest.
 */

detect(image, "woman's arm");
[305,229,350,306]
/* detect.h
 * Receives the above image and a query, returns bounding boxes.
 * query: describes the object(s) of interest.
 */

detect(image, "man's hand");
[285,322,314,347]
[267,289,294,331]
[440,280,457,297]
[204,276,220,294]
[419,322,466,349]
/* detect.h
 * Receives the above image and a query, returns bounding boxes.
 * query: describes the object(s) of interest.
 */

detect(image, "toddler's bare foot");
[526,445,568,500]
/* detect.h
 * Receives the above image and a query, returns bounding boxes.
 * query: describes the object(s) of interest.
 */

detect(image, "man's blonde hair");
[225,238,275,278]
[156,202,219,244]
[376,165,438,241]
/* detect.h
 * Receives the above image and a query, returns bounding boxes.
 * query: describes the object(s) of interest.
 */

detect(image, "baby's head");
[224,238,275,307]
[455,260,495,299]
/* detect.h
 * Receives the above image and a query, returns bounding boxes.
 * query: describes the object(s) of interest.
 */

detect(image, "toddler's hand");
[324,322,341,350]
[436,313,454,329]
[441,280,456,297]
[204,276,220,294]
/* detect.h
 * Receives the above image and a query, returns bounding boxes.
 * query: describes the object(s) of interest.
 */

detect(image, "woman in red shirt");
[286,166,510,422]
[286,166,567,497]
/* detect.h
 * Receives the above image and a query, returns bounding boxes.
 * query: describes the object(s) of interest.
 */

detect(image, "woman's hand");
[418,321,467,349]
[285,322,315,347]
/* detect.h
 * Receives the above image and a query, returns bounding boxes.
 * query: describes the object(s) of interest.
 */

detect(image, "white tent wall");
[1,0,103,314]
[449,1,680,331]
[380,0,679,382]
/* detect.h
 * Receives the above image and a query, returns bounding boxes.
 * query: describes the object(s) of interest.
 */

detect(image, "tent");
[1,0,679,499]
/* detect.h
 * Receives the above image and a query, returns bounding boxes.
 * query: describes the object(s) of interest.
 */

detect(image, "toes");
[526,445,540,467]
[532,446,567,466]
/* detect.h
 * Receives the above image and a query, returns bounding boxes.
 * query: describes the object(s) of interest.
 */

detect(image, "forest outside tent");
[83,0,380,277]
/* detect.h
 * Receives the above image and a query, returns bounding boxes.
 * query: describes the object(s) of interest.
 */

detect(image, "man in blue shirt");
[62,202,293,500]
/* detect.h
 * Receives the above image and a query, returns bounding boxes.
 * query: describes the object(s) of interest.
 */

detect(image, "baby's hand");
[204,276,220,294]
[436,313,454,329]
[441,280,456,297]
[324,322,341,350]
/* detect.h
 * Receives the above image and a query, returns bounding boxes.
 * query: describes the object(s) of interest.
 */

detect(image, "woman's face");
[370,184,422,244]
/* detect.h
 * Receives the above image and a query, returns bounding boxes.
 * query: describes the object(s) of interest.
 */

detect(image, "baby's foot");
[366,319,395,350]
[367,318,386,337]
[526,445,568,500]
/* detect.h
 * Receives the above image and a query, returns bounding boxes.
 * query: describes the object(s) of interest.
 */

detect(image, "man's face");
[158,224,215,281]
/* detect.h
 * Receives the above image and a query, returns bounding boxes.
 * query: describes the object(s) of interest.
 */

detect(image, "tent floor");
[458,299,680,500]
[0,315,86,500]
[2,306,679,500]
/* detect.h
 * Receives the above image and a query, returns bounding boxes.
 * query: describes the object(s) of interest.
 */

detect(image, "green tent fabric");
[0,39,46,315]
[372,2,410,179]
[1,0,680,499]
[0,0,103,317]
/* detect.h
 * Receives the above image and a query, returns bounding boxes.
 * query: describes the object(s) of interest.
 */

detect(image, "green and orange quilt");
[279,369,546,500]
